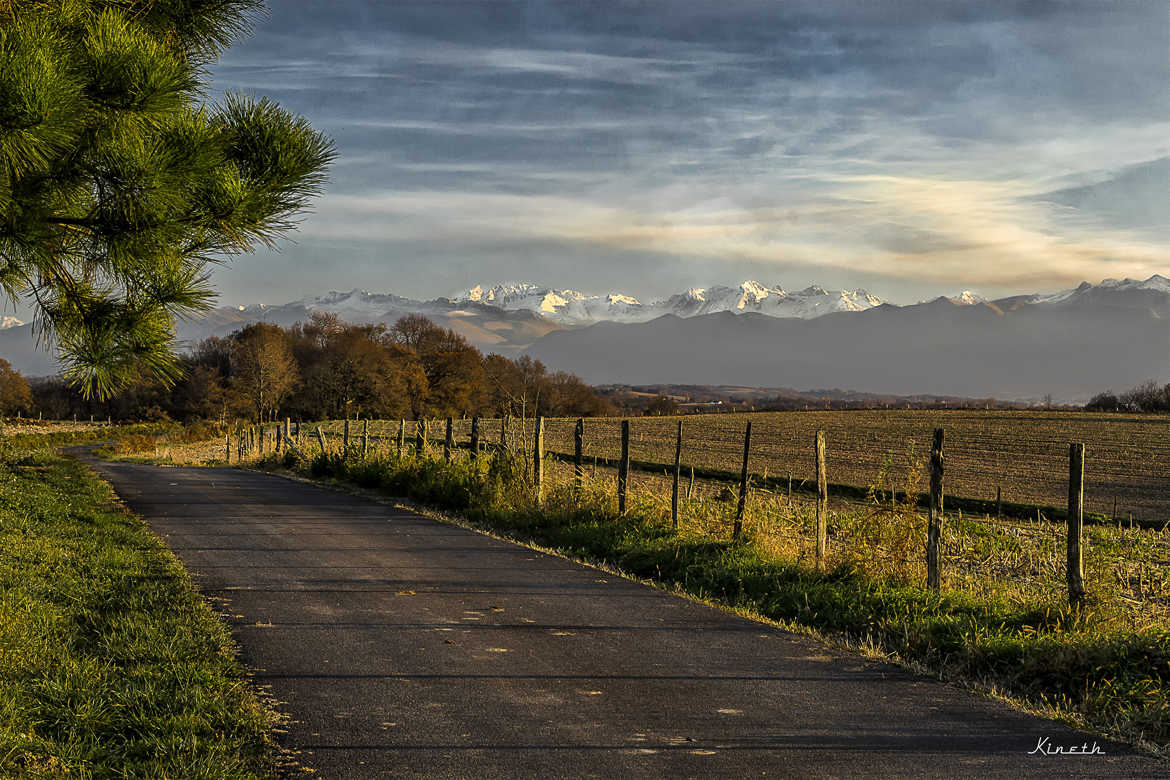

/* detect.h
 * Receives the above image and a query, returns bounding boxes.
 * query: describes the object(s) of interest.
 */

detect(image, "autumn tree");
[0,0,333,399]
[289,314,427,419]
[231,323,296,421]
[0,358,32,415]
[390,314,486,416]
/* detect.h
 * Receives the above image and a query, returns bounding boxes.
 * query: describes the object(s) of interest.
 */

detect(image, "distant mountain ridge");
[524,274,1170,402]
[457,280,883,324]
[3,276,1170,401]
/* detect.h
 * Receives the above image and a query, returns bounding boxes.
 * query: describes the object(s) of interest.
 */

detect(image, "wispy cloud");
[204,0,1170,304]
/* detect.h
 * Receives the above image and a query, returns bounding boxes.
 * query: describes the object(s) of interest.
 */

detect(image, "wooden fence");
[229,414,1107,608]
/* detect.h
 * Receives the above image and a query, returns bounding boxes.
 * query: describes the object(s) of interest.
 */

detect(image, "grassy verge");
[271,446,1168,754]
[0,432,277,777]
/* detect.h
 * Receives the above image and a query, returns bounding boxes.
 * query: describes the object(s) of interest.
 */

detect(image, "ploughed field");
[339,410,1170,525]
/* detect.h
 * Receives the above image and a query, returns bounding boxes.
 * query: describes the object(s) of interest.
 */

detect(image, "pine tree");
[0,0,334,398]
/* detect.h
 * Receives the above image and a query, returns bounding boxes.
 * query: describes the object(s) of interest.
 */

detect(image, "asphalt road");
[86,458,1164,778]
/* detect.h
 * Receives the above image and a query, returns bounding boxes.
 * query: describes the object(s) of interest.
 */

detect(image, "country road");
[86,458,1163,778]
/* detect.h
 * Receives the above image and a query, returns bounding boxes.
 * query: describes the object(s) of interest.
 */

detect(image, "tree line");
[1084,381,1170,413]
[7,314,612,422]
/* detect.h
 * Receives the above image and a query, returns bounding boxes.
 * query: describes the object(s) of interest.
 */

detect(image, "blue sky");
[204,0,1170,306]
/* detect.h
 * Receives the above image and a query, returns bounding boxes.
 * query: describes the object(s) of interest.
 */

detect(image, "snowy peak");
[455,283,645,324]
[951,291,985,305]
[1022,274,1170,307]
[0,316,23,330]
[456,281,884,324]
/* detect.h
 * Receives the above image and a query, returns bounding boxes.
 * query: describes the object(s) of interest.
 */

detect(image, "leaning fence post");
[315,426,328,453]
[470,416,481,459]
[618,419,630,514]
[415,419,425,454]
[1068,442,1086,608]
[927,428,945,590]
[815,430,828,570]
[671,420,682,529]
[444,417,454,461]
[733,421,751,539]
[574,418,585,491]
[533,416,544,504]
[687,465,694,499]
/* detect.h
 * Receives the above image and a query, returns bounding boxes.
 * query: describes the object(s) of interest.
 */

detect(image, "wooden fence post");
[1068,442,1086,608]
[315,426,327,453]
[444,417,454,461]
[815,430,828,570]
[225,434,230,463]
[258,426,265,456]
[671,420,682,529]
[397,419,405,457]
[618,420,630,514]
[415,419,425,454]
[470,416,480,459]
[501,415,510,451]
[734,421,751,539]
[533,416,544,504]
[574,418,584,491]
[926,428,944,590]
[343,417,350,454]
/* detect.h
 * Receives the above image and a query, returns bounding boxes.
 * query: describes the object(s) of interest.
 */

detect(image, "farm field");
[324,410,1170,526]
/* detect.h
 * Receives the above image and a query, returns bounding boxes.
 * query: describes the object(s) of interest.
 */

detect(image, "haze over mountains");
[3,277,1169,401]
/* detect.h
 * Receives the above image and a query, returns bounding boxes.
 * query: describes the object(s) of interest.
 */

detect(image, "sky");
[203,0,1170,307]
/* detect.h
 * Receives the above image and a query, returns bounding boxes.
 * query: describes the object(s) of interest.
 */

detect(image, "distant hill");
[526,277,1170,403]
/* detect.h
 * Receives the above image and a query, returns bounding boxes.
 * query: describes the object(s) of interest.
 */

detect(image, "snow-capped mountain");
[0,316,22,330]
[456,281,883,324]
[527,273,1170,401]
[463,283,645,324]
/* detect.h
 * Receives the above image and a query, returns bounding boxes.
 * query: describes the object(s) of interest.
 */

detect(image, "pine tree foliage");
[0,0,334,398]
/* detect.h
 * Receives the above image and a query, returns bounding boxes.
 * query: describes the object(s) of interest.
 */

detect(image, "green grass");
[285,446,1170,754]
[0,433,276,777]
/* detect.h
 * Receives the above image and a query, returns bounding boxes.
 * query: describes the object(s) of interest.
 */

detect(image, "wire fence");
[223,409,1169,619]
[314,410,1170,527]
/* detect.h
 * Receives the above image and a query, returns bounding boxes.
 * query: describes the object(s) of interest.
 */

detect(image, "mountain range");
[2,276,1169,401]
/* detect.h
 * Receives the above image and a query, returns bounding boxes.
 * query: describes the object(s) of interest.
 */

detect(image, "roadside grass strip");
[0,437,276,777]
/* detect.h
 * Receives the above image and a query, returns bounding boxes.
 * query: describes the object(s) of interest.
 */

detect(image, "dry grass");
[320,411,1170,523]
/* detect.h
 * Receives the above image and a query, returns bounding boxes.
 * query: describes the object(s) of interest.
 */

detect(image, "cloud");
[203,0,1170,305]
